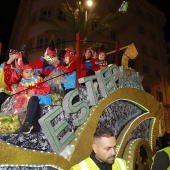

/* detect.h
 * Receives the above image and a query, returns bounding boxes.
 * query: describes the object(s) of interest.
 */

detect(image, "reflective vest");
[70,157,127,170]
[0,63,7,88]
[152,147,170,170]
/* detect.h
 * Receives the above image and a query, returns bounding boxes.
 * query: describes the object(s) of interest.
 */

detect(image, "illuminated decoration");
[119,1,128,13]
[37,63,145,156]
[123,139,153,169]
[116,112,153,155]
[0,87,164,169]
[121,43,138,69]
[43,55,59,68]
[86,0,93,7]
[39,106,75,154]
[0,114,21,133]
[95,64,119,97]
[119,66,143,89]
[39,89,89,155]
[0,165,62,170]
[0,43,165,169]
[78,75,98,105]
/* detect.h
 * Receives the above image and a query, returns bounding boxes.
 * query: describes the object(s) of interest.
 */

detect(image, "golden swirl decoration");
[0,87,164,170]
[123,139,153,169]
[69,88,163,168]
[121,43,138,69]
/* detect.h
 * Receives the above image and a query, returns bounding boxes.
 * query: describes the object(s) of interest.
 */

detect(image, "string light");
[0,60,161,170]
[0,164,63,170]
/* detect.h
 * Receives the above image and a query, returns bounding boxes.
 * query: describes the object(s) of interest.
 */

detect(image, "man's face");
[49,57,59,67]
[92,136,116,164]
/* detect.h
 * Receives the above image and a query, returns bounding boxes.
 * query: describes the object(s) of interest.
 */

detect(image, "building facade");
[8,0,170,132]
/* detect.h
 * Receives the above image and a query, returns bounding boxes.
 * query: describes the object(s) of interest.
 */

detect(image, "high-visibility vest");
[0,63,7,88]
[70,157,127,170]
[151,147,170,170]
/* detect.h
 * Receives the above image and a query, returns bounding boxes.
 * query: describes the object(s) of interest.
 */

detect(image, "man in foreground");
[151,136,170,170]
[70,128,127,170]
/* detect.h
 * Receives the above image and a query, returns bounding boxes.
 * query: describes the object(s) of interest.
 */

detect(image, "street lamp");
[85,0,93,21]
[86,0,93,7]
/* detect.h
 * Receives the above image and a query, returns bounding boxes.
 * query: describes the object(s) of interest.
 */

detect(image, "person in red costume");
[0,49,20,110]
[14,52,52,134]
[80,48,100,93]
[90,47,98,59]
[80,48,96,78]
[57,48,77,93]
[34,40,59,78]
[92,45,108,72]
[57,48,79,104]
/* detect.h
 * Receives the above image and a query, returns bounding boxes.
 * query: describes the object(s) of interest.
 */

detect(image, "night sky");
[0,1,169,57]
[0,0,20,55]
[148,0,170,42]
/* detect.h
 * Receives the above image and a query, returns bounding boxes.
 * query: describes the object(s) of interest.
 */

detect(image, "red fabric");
[15,52,22,70]
[14,75,50,110]
[20,61,33,72]
[98,50,106,56]
[58,60,76,75]
[33,57,55,76]
[79,57,97,78]
[92,58,108,71]
[46,47,57,55]
[63,49,75,59]
[4,63,21,91]
[33,57,44,70]
[80,63,87,78]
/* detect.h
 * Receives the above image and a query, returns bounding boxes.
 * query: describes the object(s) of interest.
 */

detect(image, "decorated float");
[0,42,165,170]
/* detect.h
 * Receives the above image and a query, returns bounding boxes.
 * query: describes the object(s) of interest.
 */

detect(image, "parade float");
[0,42,165,170]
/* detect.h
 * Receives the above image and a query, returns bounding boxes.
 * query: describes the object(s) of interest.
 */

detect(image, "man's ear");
[92,143,97,153]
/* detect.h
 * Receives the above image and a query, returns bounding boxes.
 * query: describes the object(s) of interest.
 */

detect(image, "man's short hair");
[93,128,115,138]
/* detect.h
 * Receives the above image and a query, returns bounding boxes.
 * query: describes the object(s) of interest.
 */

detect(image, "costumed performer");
[80,48,96,78]
[34,40,59,78]
[92,45,108,72]
[0,49,20,110]
[14,52,52,134]
[80,48,99,93]
[57,48,79,104]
